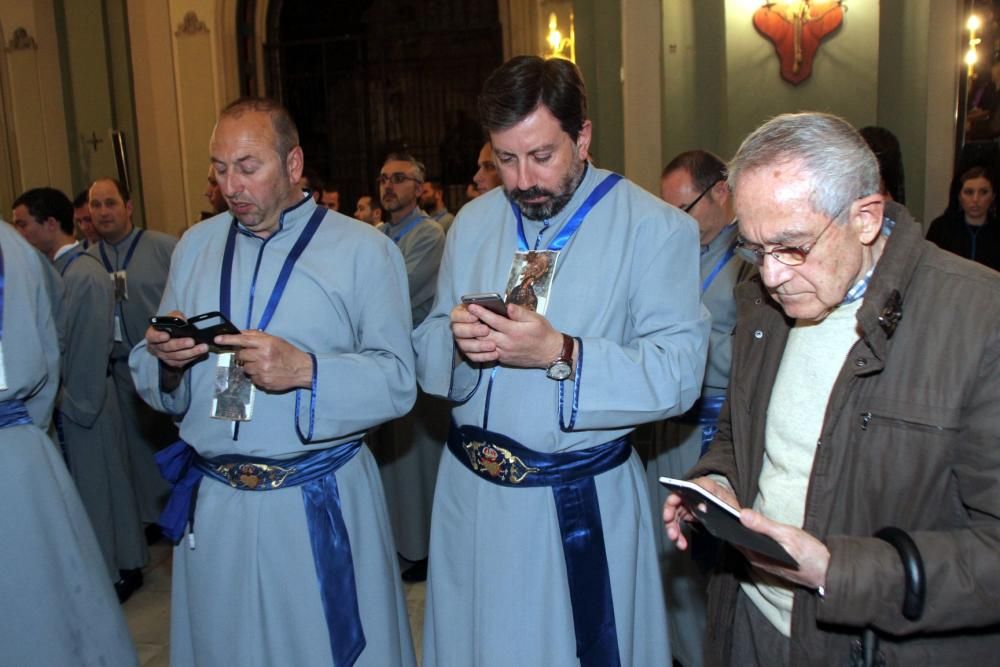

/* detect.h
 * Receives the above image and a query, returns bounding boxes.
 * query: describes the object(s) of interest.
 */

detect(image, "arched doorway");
[242,0,502,211]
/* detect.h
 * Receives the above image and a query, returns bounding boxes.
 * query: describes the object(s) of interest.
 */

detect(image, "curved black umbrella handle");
[874,526,926,621]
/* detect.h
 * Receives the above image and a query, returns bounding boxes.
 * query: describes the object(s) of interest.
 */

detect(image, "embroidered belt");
[0,399,32,429]
[674,395,725,455]
[448,422,630,667]
[155,440,366,667]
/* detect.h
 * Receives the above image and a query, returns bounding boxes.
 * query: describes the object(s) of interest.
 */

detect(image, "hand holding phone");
[149,311,241,348]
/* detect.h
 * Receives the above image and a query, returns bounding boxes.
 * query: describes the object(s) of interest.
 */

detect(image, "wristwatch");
[545,333,574,380]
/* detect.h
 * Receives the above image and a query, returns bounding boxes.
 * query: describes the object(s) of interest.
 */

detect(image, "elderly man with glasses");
[663,112,1000,665]
[374,152,447,583]
[653,150,756,667]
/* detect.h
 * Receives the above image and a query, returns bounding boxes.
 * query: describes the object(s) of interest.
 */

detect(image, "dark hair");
[73,189,90,209]
[959,165,995,189]
[382,152,426,182]
[220,96,300,161]
[859,126,906,205]
[13,187,75,236]
[90,177,130,203]
[358,193,387,220]
[662,150,728,193]
[478,56,588,142]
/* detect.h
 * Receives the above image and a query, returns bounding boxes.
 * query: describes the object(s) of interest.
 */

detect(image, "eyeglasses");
[378,172,421,186]
[682,178,723,213]
[735,206,847,267]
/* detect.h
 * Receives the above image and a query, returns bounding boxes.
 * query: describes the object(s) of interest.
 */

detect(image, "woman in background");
[927,165,1000,271]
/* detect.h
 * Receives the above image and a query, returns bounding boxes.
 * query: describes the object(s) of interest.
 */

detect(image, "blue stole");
[677,395,726,455]
[155,439,367,667]
[0,399,32,428]
[447,422,630,667]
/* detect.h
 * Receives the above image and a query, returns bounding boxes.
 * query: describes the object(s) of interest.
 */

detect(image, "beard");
[507,159,586,221]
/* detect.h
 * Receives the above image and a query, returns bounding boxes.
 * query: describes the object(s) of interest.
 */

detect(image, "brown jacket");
[690,203,1000,665]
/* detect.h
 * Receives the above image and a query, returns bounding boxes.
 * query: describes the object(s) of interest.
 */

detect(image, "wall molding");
[175,11,209,38]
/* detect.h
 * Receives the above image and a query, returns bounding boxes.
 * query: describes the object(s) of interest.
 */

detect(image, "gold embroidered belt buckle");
[462,439,540,484]
[214,461,296,490]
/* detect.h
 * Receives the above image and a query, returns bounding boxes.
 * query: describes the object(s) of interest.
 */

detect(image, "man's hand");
[144,310,209,368]
[455,302,567,369]
[737,510,830,592]
[214,330,313,392]
[662,476,739,551]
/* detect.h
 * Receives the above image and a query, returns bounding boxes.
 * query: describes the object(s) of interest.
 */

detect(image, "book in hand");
[659,477,798,567]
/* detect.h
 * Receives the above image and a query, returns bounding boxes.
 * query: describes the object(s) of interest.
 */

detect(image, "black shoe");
[401,558,428,583]
[144,524,163,546]
[115,568,144,604]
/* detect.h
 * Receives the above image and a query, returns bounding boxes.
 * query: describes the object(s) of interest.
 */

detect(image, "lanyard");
[99,229,144,273]
[385,213,424,244]
[511,173,622,252]
[701,243,736,294]
[59,251,87,277]
[220,207,325,331]
[482,173,622,429]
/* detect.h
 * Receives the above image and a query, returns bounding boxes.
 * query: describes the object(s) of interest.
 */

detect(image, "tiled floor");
[123,542,426,665]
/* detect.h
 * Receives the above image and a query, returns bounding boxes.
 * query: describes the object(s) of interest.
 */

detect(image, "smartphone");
[150,311,241,347]
[461,292,508,317]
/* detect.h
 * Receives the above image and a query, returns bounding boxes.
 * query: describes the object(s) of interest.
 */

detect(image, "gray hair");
[728,112,880,221]
[383,152,426,183]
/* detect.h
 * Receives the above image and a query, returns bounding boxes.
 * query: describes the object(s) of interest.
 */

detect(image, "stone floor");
[123,542,426,665]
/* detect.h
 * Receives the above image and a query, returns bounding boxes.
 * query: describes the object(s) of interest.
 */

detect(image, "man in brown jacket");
[663,112,1000,665]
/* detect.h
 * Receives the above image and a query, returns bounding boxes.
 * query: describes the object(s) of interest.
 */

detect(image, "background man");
[413,55,710,665]
[12,187,148,602]
[202,165,227,219]
[0,219,138,665]
[650,149,755,667]
[320,185,340,211]
[73,189,100,248]
[418,180,455,232]
[374,152,446,582]
[131,97,418,665]
[354,194,384,225]
[87,177,176,529]
[664,112,1000,665]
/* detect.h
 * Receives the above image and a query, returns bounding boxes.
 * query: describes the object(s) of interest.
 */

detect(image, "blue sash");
[155,439,367,667]
[676,395,725,455]
[447,423,629,667]
[0,399,32,428]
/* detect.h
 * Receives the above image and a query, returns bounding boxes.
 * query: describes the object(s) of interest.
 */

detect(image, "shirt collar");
[53,241,80,261]
[842,216,896,305]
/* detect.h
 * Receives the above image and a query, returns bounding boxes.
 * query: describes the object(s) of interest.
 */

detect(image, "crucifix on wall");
[753,1,845,85]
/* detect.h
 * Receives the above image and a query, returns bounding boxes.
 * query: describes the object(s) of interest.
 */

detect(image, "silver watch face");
[546,360,572,380]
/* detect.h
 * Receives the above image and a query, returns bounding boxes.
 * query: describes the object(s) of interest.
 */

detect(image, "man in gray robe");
[88,177,177,525]
[12,187,148,601]
[373,152,448,582]
[649,150,755,666]
[0,220,138,666]
[412,55,710,666]
[130,97,417,666]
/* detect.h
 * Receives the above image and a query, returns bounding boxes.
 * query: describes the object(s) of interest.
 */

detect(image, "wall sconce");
[966,14,981,79]
[753,1,845,85]
[545,11,575,62]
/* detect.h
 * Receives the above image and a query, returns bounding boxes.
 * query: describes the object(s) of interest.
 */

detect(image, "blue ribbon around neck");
[385,212,424,244]
[701,242,737,295]
[99,229,145,273]
[155,439,367,666]
[511,173,623,252]
[58,249,88,277]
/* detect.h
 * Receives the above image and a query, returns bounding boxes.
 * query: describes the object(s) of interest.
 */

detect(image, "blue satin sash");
[0,399,32,428]
[447,422,629,667]
[676,395,725,455]
[155,439,366,667]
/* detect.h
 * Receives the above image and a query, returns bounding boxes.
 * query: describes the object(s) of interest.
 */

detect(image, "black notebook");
[659,477,798,567]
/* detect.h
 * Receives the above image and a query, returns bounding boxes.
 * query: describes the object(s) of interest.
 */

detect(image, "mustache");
[509,186,554,201]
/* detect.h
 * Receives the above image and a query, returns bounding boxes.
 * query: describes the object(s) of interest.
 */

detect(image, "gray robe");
[412,165,711,666]
[55,245,147,580]
[90,226,177,522]
[0,222,138,666]
[129,199,418,666]
[374,208,448,561]
[644,221,755,667]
